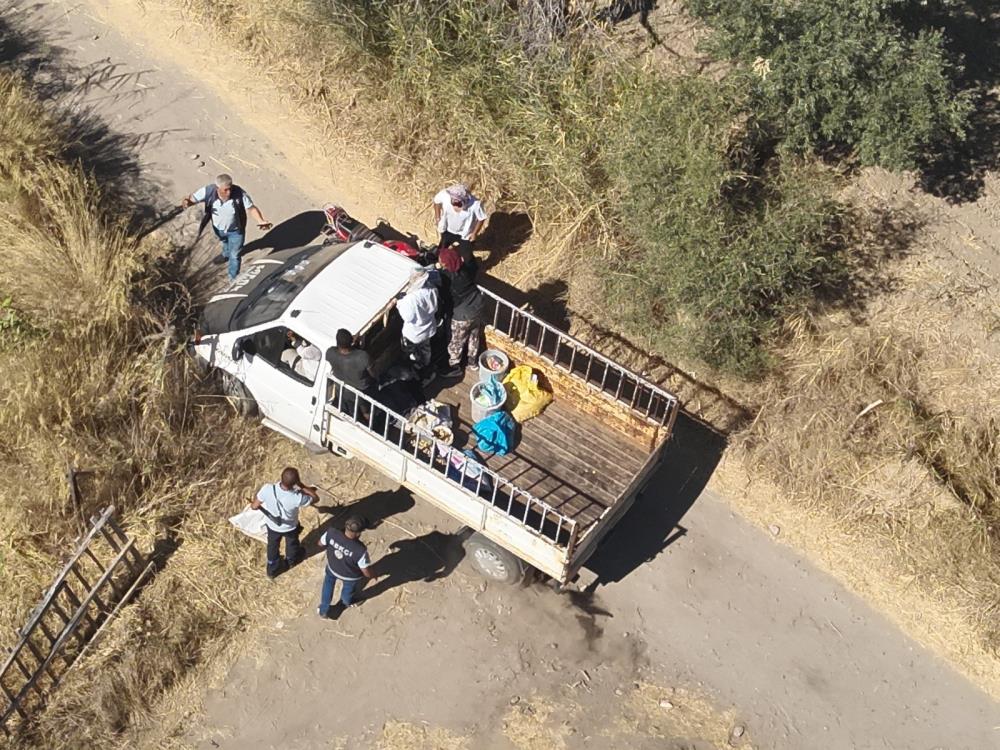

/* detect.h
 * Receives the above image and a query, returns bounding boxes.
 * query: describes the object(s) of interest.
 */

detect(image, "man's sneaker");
[468,362,480,372]
[266,558,289,580]
[441,365,463,379]
[212,254,227,265]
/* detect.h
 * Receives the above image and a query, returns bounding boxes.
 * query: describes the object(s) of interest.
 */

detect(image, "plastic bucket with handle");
[478,349,510,383]
[470,380,508,423]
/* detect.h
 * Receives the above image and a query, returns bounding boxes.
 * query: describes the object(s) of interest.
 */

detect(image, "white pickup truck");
[193,239,679,585]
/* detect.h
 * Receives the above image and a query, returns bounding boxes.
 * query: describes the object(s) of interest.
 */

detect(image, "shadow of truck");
[582,411,727,587]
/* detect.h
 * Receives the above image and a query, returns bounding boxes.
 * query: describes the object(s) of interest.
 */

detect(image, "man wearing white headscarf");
[432,183,488,255]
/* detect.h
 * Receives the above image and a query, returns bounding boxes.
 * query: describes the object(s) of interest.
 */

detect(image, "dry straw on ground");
[0,68,302,748]
[377,721,469,750]
[732,296,1000,685]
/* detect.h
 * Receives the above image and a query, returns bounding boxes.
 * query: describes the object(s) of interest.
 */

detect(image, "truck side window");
[248,327,289,369]
[247,326,321,385]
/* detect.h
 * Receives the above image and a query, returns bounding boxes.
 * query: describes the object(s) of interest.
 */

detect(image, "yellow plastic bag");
[502,365,553,423]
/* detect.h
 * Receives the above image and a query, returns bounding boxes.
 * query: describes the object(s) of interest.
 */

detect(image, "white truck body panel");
[194,240,680,585]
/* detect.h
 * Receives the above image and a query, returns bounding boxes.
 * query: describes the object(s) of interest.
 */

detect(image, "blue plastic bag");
[472,411,517,456]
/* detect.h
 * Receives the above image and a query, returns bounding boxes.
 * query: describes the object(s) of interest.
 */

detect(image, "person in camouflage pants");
[438,245,485,376]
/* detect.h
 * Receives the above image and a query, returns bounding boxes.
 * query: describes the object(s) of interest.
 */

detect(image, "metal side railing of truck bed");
[481,288,680,431]
[321,380,581,558]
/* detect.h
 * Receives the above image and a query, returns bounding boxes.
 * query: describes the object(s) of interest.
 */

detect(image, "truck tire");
[466,532,525,585]
[220,371,258,418]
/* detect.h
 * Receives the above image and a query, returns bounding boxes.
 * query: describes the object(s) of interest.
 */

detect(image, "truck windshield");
[232,246,326,329]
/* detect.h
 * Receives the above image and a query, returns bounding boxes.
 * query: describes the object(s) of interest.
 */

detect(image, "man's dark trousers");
[266,525,304,577]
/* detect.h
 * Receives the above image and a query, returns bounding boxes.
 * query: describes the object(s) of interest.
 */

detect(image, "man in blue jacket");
[318,515,376,619]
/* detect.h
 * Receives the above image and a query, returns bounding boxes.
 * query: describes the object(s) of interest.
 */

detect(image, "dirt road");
[19,0,1000,747]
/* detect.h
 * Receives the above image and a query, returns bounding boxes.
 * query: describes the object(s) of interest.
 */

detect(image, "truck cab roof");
[200,240,419,346]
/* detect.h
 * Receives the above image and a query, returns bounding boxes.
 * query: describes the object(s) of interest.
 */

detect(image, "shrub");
[601,74,847,375]
[686,0,973,169]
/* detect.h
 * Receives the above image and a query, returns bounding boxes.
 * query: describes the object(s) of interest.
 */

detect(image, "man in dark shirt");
[438,245,485,377]
[326,328,376,417]
[317,515,375,619]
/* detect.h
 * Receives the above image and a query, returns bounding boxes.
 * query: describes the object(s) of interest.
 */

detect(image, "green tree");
[602,75,847,375]
[687,0,973,169]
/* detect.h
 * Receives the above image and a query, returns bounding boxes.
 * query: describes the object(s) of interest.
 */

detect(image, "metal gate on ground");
[0,505,153,736]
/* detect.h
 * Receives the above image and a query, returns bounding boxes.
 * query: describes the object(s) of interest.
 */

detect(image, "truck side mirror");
[232,338,251,361]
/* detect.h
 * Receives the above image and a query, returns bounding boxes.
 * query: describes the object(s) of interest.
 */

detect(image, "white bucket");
[470,381,508,423]
[478,349,510,383]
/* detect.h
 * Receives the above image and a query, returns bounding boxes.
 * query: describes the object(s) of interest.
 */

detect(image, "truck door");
[233,326,325,443]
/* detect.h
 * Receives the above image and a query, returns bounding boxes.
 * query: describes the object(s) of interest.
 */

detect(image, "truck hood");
[199,243,346,335]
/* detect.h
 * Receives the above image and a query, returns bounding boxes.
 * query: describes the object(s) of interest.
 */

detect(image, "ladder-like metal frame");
[0,504,153,736]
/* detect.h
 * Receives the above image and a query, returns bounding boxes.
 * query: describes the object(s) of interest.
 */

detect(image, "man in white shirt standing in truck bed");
[432,183,487,255]
[251,466,319,579]
[395,269,440,385]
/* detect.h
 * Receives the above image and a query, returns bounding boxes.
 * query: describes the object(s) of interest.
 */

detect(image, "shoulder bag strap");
[256,484,285,526]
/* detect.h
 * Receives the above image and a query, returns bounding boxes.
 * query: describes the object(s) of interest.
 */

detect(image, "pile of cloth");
[472,378,506,408]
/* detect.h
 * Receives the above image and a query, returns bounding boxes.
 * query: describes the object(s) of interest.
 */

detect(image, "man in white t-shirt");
[395,270,440,385]
[181,173,272,280]
[250,466,319,578]
[280,331,322,381]
[432,183,487,255]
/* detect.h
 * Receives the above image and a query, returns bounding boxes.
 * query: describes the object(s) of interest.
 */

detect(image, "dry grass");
[616,682,743,749]
[502,697,572,750]
[0,68,302,748]
[377,721,469,750]
[734,304,1000,670]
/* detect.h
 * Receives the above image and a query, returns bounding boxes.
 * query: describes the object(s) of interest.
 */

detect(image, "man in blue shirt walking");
[318,515,376,619]
[181,173,272,279]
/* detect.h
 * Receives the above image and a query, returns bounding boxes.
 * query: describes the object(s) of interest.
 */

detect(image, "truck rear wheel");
[220,371,258,418]
[466,532,525,585]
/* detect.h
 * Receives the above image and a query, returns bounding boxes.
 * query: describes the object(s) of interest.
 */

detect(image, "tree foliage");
[602,75,847,375]
[686,0,973,169]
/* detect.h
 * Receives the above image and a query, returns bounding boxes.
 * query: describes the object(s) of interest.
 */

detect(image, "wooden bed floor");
[429,373,650,529]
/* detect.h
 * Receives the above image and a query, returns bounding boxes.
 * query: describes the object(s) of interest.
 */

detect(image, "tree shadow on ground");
[242,210,326,255]
[358,528,470,602]
[915,1,1000,202]
[814,202,926,318]
[0,5,168,227]
[582,411,726,587]
[595,0,660,45]
[302,488,416,559]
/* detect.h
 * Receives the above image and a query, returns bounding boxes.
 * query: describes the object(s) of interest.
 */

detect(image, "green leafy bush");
[687,0,973,169]
[602,75,847,375]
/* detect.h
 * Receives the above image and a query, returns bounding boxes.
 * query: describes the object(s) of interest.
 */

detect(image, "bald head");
[280,467,300,489]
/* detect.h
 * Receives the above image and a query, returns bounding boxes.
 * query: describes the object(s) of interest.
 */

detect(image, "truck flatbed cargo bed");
[434,375,649,532]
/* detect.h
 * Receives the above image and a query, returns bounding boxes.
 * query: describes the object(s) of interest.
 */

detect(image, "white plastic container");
[478,349,510,383]
[469,381,508,423]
